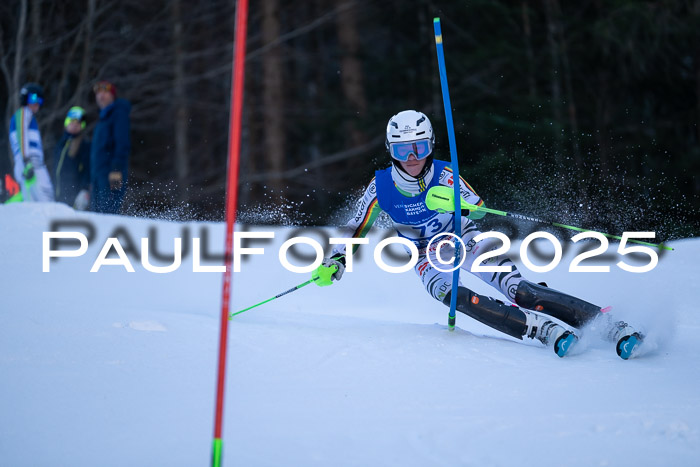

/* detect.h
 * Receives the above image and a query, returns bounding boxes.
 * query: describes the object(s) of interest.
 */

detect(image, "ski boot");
[591,312,644,360]
[443,287,577,357]
[609,321,644,360]
[524,311,578,358]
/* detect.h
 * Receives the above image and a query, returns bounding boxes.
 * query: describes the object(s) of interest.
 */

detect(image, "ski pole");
[426,186,673,251]
[228,278,316,319]
[228,264,338,319]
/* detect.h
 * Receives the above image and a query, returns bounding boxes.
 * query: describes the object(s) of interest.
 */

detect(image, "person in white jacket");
[8,83,55,202]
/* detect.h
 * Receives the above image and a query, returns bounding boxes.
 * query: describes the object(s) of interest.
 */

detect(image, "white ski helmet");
[385,110,435,159]
[385,110,435,177]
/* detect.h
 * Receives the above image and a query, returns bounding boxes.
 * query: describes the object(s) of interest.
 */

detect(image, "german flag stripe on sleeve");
[443,166,484,206]
[352,197,381,239]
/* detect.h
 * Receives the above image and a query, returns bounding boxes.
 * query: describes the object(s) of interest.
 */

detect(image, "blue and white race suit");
[332,159,523,303]
[8,106,54,202]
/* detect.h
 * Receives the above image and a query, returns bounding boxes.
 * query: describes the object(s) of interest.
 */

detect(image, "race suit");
[332,159,523,303]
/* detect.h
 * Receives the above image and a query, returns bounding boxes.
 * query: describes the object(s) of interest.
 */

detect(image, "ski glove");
[312,255,346,287]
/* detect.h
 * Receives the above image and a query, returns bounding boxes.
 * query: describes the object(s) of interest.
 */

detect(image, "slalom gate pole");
[212,0,249,465]
[433,17,461,330]
[229,279,317,319]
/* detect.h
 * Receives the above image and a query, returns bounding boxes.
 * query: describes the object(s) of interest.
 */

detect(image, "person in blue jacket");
[90,80,131,214]
[53,106,91,209]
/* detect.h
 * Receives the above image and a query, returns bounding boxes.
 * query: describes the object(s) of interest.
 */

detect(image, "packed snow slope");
[1,202,699,467]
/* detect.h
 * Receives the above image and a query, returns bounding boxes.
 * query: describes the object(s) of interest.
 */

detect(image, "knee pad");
[444,287,527,340]
[514,280,600,327]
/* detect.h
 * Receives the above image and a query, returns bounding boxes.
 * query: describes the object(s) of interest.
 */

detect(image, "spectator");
[53,106,91,209]
[8,83,55,202]
[90,80,131,214]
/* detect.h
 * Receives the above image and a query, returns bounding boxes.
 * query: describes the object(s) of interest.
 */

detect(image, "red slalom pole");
[212,0,249,465]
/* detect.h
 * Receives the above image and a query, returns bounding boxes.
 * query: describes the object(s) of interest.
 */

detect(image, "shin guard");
[444,287,527,340]
[515,280,600,328]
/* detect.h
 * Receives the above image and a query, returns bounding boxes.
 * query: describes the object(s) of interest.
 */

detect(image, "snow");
[1,202,699,466]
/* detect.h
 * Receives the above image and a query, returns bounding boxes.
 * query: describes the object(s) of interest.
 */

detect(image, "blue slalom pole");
[433,17,461,330]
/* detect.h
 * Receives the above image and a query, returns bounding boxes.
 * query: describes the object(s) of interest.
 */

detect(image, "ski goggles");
[93,81,116,95]
[27,93,43,106]
[388,139,433,161]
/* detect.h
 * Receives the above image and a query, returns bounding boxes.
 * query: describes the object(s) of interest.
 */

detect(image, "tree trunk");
[172,0,189,202]
[55,1,94,115]
[77,0,96,102]
[309,0,328,207]
[521,1,537,100]
[29,0,41,81]
[551,0,582,168]
[593,1,611,178]
[695,0,700,175]
[11,0,28,112]
[542,0,564,167]
[262,0,285,194]
[594,70,611,177]
[695,8,700,195]
[336,0,367,147]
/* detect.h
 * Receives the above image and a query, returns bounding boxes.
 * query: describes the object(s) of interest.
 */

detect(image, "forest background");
[1,0,698,239]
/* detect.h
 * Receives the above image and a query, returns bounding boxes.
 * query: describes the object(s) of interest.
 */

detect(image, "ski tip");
[433,17,440,23]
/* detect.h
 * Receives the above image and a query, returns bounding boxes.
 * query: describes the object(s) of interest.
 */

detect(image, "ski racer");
[313,110,641,359]
[8,83,55,202]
